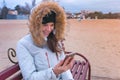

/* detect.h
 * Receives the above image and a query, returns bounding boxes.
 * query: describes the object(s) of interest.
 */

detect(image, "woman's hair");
[47,31,61,53]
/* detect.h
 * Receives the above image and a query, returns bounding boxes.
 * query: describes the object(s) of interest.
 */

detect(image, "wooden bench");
[0,48,91,80]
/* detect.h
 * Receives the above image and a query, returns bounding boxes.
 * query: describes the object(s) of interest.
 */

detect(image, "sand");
[0,19,120,80]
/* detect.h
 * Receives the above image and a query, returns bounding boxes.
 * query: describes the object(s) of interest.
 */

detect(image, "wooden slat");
[0,64,20,80]
[71,61,80,78]
[74,61,84,80]
[80,62,89,80]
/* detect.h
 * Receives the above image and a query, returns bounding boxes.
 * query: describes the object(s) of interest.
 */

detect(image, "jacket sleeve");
[16,41,57,80]
[61,70,74,80]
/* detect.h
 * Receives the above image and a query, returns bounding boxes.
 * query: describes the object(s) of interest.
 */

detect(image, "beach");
[0,19,120,80]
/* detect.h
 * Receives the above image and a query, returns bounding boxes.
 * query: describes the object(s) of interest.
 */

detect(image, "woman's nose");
[47,26,52,31]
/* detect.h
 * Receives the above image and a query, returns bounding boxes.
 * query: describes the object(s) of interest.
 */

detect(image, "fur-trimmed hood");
[28,1,66,47]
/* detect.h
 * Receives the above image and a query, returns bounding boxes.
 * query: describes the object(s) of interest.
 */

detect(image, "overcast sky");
[0,0,120,13]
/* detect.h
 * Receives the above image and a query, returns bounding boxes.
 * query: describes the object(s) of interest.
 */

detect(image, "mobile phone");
[63,53,76,63]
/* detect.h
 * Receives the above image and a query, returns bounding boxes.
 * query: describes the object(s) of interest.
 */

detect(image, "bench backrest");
[66,52,91,80]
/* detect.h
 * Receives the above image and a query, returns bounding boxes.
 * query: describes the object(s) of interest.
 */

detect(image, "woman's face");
[42,22,54,37]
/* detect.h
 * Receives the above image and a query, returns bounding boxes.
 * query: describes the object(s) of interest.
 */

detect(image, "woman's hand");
[52,57,74,76]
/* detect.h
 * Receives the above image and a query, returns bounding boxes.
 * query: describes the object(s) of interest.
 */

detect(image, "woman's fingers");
[53,58,74,76]
[53,60,65,76]
[56,60,64,67]
[67,58,74,68]
[62,57,73,66]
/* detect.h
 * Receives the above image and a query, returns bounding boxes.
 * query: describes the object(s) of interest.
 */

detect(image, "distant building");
[74,13,80,18]
[66,12,73,19]
[7,10,18,19]
[17,15,29,19]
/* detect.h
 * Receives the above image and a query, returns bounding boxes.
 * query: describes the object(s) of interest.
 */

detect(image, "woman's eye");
[43,24,47,27]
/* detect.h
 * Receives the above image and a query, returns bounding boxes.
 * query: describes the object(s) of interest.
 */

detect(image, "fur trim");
[28,1,66,47]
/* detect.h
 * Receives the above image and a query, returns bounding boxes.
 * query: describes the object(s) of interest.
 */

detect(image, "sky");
[0,0,120,13]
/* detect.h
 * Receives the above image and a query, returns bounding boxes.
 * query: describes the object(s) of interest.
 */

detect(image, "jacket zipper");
[45,52,50,68]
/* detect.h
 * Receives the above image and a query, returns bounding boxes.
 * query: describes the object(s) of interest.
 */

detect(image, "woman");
[16,1,74,80]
